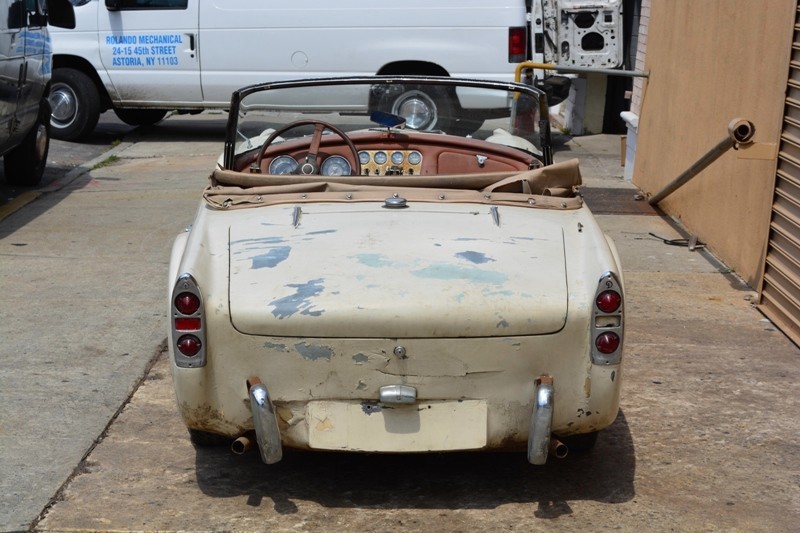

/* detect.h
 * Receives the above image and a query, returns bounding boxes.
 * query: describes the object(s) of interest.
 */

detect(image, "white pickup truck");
[49,0,623,141]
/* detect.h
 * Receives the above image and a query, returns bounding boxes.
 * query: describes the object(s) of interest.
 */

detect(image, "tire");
[113,108,168,126]
[188,429,230,447]
[49,68,101,142]
[3,99,51,187]
[558,431,599,454]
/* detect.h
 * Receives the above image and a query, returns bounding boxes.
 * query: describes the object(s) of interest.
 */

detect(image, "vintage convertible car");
[168,76,624,465]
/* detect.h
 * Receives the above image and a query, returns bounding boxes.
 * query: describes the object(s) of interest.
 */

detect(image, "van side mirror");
[46,0,76,29]
[105,0,121,11]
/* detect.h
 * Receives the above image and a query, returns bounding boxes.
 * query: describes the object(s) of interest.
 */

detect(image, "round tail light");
[595,332,620,354]
[596,290,622,313]
[177,335,202,357]
[175,292,201,315]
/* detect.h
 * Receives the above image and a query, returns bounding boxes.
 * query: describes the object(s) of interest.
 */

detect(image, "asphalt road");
[1,122,798,532]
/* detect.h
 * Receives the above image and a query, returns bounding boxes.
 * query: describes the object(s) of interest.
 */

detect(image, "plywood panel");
[632,0,795,286]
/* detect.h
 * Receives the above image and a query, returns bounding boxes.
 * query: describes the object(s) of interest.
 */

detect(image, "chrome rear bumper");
[246,374,563,465]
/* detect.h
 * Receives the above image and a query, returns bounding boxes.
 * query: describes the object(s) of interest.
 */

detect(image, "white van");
[48,0,624,141]
[47,0,529,140]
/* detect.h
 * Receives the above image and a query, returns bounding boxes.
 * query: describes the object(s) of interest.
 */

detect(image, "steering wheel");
[255,119,362,176]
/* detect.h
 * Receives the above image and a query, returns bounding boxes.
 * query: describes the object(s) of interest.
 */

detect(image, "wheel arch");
[52,54,112,111]
[376,61,450,77]
[370,62,452,111]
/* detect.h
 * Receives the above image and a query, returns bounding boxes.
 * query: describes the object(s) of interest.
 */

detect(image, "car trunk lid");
[228,203,568,338]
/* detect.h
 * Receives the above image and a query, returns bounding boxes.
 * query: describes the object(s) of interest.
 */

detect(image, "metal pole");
[515,61,650,82]
[648,118,755,206]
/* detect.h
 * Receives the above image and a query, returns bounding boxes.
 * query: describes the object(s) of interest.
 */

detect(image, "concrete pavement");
[0,115,224,532]
[1,119,798,531]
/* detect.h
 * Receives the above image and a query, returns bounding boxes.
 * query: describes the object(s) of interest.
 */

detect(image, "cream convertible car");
[168,77,624,465]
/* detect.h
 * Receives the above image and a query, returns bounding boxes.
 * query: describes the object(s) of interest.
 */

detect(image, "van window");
[110,0,188,9]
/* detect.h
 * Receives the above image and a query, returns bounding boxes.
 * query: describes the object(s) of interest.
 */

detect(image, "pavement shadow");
[192,410,635,516]
[129,114,228,144]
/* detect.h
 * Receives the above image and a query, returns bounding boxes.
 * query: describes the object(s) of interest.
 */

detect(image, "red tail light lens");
[595,332,620,354]
[175,317,201,331]
[596,290,622,313]
[508,27,527,62]
[175,292,200,315]
[177,335,202,357]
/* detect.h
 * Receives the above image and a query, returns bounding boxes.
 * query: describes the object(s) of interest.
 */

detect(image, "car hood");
[228,203,568,338]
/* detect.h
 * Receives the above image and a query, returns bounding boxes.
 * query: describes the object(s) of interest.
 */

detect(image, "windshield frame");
[222,75,553,170]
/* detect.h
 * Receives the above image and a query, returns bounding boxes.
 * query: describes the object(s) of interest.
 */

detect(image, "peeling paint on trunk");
[252,246,291,269]
[456,250,496,264]
[269,279,325,319]
[411,263,508,285]
[350,253,395,268]
[294,342,333,361]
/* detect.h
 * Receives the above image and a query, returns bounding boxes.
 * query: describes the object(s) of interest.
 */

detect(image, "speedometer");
[321,155,352,176]
[268,155,299,175]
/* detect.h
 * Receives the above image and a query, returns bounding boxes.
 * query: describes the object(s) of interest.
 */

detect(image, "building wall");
[630,0,649,115]
[631,0,795,286]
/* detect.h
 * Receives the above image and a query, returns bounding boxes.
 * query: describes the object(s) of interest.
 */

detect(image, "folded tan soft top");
[204,158,583,210]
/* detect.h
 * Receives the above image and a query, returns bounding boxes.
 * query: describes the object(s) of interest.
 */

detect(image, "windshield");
[222,76,552,173]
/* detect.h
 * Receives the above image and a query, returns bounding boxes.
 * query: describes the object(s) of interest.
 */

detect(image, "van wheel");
[373,84,482,136]
[374,84,454,132]
[4,99,51,187]
[49,68,101,142]
[114,108,168,126]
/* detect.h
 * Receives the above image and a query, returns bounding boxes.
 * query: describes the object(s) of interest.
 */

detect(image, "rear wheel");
[4,99,51,187]
[114,108,168,126]
[49,68,101,142]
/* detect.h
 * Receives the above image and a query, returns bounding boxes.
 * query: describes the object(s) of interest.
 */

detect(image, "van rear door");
[97,0,201,105]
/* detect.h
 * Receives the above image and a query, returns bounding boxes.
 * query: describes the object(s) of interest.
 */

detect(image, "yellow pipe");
[515,62,556,82]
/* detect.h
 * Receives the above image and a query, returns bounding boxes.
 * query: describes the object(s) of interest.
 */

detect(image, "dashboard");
[243,130,540,176]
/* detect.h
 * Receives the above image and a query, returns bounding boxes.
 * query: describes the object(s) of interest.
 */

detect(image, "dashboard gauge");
[268,155,299,175]
[373,151,388,165]
[391,151,405,165]
[408,151,422,165]
[359,151,371,165]
[321,155,352,176]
